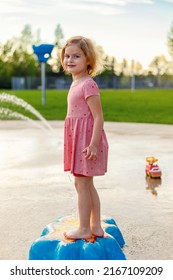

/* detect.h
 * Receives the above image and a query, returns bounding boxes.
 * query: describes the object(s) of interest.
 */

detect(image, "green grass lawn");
[0,88,173,124]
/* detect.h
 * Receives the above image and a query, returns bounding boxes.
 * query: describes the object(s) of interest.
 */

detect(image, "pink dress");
[64,77,108,176]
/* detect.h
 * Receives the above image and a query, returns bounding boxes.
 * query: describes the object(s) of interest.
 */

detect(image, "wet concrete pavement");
[0,121,173,259]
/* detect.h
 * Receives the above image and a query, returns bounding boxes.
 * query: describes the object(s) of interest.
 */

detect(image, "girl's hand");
[82,145,97,161]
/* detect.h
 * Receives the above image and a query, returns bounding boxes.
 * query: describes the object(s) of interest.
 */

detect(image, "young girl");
[61,36,108,240]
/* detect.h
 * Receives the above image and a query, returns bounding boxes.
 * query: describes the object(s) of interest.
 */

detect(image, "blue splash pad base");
[29,216,126,260]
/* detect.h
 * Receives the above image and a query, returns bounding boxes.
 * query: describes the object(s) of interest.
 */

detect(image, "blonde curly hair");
[61,36,103,77]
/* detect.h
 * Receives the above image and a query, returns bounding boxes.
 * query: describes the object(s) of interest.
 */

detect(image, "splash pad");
[29,216,126,260]
[0,92,126,260]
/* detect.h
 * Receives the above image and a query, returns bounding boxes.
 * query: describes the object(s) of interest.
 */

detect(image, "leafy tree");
[0,25,39,88]
[34,28,42,45]
[11,47,38,77]
[116,58,129,76]
[0,52,12,88]
[149,55,169,86]
[168,22,173,58]
[49,23,65,74]
[54,23,64,47]
[149,55,169,75]
[20,24,33,45]
[135,61,143,75]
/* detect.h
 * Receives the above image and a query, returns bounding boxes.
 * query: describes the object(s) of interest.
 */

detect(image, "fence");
[11,75,173,90]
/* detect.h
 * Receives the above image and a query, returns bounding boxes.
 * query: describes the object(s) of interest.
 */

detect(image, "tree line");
[0,23,173,89]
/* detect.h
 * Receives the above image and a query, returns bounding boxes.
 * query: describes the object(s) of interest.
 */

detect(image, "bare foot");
[64,228,92,240]
[91,226,104,237]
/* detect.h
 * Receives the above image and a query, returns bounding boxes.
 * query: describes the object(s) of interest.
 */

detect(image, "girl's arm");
[82,95,104,160]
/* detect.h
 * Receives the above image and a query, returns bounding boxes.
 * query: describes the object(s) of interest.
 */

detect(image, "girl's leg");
[65,176,93,239]
[89,182,104,237]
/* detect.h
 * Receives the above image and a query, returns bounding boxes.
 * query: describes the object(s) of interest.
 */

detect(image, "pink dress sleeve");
[83,79,99,100]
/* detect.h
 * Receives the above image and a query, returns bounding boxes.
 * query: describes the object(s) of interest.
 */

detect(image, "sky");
[0,0,173,68]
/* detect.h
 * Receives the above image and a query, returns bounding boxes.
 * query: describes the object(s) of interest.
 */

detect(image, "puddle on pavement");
[0,122,173,227]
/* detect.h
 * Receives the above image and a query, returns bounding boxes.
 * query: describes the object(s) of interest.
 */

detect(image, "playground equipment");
[145,156,162,179]
[29,216,126,260]
[32,44,54,105]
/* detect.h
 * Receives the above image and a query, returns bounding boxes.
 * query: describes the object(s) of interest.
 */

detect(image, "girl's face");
[63,44,89,79]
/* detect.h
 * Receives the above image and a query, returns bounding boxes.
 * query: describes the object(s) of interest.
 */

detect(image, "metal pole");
[131,59,135,92]
[131,75,135,92]
[41,62,46,105]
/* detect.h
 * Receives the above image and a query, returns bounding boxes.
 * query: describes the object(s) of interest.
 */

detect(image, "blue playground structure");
[32,44,54,105]
[29,216,126,260]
